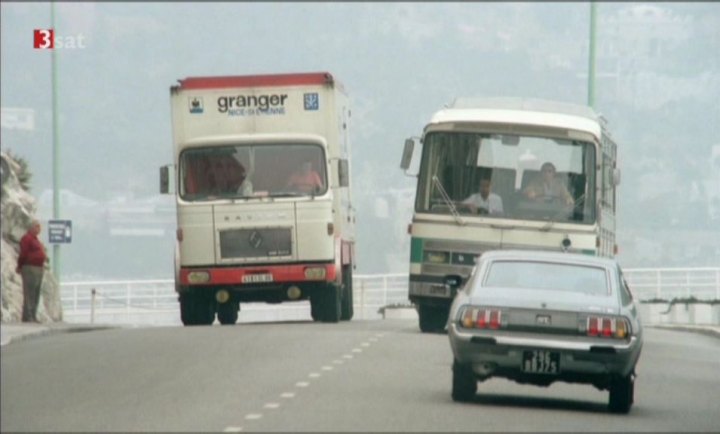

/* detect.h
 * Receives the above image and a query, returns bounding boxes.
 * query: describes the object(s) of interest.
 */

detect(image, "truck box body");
[166,72,355,324]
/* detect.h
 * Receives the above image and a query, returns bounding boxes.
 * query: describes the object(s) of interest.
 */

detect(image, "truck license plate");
[522,350,559,374]
[242,273,273,283]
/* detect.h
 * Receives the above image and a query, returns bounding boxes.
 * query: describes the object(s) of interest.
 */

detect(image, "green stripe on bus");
[410,237,424,263]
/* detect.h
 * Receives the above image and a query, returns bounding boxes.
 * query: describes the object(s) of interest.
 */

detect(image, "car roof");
[480,250,619,269]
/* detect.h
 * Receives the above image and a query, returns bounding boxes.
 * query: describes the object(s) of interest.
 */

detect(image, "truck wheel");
[608,374,634,414]
[451,359,477,402]
[217,301,239,325]
[418,304,448,333]
[311,284,341,323]
[340,265,354,321]
[179,293,198,326]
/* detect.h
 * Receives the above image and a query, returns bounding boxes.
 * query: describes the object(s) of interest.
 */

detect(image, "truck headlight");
[304,267,326,280]
[188,271,210,284]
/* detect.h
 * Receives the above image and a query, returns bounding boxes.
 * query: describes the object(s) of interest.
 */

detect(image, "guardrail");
[60,268,720,326]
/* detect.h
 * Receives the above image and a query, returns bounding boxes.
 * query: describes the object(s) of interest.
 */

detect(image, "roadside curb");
[0,324,118,348]
[650,324,720,339]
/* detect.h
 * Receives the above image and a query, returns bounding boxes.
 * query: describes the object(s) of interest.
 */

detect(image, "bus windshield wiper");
[432,175,465,226]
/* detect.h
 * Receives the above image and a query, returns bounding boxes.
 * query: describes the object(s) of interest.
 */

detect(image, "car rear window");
[483,260,610,295]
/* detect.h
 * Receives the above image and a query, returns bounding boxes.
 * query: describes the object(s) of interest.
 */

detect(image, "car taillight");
[585,316,630,339]
[459,307,504,330]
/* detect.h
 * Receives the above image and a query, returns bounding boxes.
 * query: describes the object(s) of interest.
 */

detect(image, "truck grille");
[219,228,292,259]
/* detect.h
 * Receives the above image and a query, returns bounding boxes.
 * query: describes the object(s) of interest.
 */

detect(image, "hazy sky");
[1,2,718,276]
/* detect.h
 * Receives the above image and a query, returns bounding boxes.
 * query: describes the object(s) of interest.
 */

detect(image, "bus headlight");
[424,251,449,264]
[304,267,327,280]
[187,271,210,284]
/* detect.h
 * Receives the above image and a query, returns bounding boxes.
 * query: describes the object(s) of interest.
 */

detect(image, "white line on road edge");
[309,373,321,378]
[281,392,295,398]
[223,427,243,432]
[296,381,310,388]
[264,403,280,409]
[244,414,262,420]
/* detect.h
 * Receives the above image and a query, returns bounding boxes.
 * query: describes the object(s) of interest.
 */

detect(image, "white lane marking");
[281,392,295,398]
[264,403,280,409]
[333,359,344,365]
[352,348,362,353]
[343,354,353,359]
[376,333,385,338]
[244,414,262,420]
[223,427,243,432]
[321,365,333,371]
[369,337,378,342]
[296,381,310,388]
[309,372,321,378]
[361,342,370,347]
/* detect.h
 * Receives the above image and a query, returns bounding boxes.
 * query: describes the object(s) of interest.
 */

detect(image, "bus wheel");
[418,303,448,333]
[180,292,215,326]
[311,284,341,323]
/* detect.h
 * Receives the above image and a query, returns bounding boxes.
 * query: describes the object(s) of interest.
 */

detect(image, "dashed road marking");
[244,414,262,420]
[296,381,310,388]
[223,427,243,432]
[281,392,295,398]
[264,403,280,409]
[352,348,362,353]
[333,359,344,364]
[361,342,370,347]
[369,337,378,342]
[343,354,353,359]
[321,365,333,371]
[309,372,321,378]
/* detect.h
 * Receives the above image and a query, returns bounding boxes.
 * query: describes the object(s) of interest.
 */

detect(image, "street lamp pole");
[51,1,61,282]
[588,1,597,109]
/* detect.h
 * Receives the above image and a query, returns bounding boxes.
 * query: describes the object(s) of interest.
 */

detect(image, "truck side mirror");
[400,138,415,171]
[611,168,621,186]
[338,159,349,187]
[160,166,169,194]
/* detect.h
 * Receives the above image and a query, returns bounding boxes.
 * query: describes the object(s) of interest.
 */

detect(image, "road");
[2,319,719,432]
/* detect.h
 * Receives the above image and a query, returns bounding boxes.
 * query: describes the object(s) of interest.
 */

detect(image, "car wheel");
[608,374,634,414]
[217,301,239,325]
[452,359,477,402]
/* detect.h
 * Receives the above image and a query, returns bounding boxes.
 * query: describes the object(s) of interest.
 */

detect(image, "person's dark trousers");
[20,265,44,322]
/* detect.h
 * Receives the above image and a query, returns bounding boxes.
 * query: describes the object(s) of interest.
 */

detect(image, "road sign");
[48,219,72,244]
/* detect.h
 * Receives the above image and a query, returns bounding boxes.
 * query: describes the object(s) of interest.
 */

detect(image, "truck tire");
[340,265,354,321]
[451,359,477,402]
[217,301,239,325]
[311,284,341,323]
[180,293,215,326]
[179,293,198,326]
[418,303,448,333]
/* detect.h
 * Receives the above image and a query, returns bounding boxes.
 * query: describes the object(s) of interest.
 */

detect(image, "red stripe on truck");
[180,263,336,285]
[178,72,334,90]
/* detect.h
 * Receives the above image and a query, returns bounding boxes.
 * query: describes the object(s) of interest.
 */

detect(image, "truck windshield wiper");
[432,175,465,226]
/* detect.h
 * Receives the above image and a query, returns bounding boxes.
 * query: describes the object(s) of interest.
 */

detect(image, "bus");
[400,97,620,332]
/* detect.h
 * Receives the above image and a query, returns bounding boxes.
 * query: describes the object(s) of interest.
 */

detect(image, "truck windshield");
[415,131,596,224]
[179,143,327,201]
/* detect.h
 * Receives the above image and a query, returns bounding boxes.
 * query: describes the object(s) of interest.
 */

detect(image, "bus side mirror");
[611,168,621,186]
[160,165,175,194]
[400,138,414,171]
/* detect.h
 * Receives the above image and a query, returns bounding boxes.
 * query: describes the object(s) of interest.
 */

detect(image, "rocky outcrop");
[1,151,62,323]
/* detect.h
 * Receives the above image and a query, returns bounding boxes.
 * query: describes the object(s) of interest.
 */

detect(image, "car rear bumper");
[449,324,642,380]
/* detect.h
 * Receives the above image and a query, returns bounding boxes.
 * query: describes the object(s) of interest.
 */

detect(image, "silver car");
[447,250,643,413]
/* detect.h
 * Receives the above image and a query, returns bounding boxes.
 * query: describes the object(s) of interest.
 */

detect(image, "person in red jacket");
[15,219,47,322]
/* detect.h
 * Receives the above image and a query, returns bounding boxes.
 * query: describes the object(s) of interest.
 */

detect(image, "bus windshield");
[179,143,327,201]
[415,131,596,224]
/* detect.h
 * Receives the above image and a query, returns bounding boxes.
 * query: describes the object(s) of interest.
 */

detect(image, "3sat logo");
[189,97,204,114]
[33,29,86,50]
[304,93,319,111]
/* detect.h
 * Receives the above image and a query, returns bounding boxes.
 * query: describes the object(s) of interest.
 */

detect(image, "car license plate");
[522,350,560,374]
[242,273,273,283]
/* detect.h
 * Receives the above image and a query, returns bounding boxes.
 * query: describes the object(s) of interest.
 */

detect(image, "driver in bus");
[459,177,504,215]
[523,162,574,206]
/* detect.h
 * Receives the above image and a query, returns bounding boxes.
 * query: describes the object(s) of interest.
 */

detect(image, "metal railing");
[60,268,720,325]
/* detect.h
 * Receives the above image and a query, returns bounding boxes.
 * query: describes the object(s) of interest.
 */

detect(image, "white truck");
[160,72,355,326]
[400,97,620,332]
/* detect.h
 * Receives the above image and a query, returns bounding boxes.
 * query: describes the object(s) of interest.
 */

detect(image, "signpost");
[48,219,72,244]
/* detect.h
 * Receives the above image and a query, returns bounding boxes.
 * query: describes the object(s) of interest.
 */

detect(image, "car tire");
[608,374,634,414]
[452,359,476,402]
[217,301,239,325]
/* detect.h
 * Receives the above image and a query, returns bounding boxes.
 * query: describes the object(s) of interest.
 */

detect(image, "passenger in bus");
[232,163,253,196]
[286,161,323,193]
[522,162,574,206]
[459,177,504,215]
